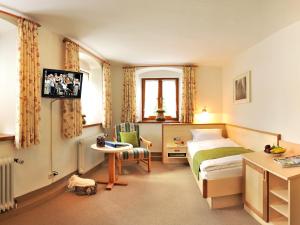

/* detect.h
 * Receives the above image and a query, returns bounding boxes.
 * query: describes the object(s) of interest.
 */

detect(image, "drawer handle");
[174,149,180,152]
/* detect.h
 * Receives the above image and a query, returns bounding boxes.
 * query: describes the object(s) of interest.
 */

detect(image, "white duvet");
[187,138,240,159]
[200,154,242,172]
[187,138,243,179]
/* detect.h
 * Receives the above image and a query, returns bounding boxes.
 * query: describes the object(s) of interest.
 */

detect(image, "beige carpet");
[1,162,259,225]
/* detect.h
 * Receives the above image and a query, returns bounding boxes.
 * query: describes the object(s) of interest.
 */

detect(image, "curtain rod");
[123,64,198,69]
[63,38,110,65]
[0,10,41,27]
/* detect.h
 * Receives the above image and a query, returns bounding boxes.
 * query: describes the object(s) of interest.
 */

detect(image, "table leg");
[107,153,116,189]
[97,152,128,190]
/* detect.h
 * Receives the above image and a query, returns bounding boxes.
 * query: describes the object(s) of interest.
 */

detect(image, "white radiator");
[78,134,105,174]
[0,158,14,213]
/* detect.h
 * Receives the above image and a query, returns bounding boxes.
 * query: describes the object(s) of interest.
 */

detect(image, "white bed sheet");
[187,138,243,180]
[199,166,242,180]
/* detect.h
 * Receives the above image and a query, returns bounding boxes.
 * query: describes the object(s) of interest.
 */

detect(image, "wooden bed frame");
[162,123,281,209]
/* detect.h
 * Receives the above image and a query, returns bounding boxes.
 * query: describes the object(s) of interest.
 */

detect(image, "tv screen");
[42,68,83,98]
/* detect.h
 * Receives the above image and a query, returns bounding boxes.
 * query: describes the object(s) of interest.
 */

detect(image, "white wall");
[111,64,223,152]
[0,28,18,133]
[222,20,300,144]
[0,26,103,197]
[195,66,223,123]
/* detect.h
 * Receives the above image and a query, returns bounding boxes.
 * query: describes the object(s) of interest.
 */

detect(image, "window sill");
[83,123,102,129]
[0,133,15,142]
[138,120,180,124]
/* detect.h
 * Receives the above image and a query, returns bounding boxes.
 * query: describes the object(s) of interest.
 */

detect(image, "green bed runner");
[192,147,253,179]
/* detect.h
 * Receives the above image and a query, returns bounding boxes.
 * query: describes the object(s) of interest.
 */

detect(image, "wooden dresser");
[243,150,300,225]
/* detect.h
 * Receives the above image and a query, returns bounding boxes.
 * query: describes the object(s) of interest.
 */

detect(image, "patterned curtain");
[15,18,41,149]
[102,63,112,128]
[121,67,136,122]
[61,40,82,138]
[180,66,196,123]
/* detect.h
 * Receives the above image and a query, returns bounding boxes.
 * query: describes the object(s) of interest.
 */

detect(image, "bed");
[188,125,281,209]
[162,123,281,209]
[187,136,248,209]
[187,138,246,180]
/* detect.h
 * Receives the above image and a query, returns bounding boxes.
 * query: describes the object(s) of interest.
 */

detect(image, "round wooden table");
[91,143,133,190]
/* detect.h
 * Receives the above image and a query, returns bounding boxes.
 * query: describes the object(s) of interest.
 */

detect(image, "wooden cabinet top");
[243,152,300,180]
[166,144,187,148]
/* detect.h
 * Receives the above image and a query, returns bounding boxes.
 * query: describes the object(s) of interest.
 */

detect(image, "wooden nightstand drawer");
[168,152,186,158]
[163,139,189,163]
[167,146,187,154]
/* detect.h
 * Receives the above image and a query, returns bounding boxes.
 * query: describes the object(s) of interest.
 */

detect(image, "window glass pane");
[162,80,177,118]
[144,80,158,118]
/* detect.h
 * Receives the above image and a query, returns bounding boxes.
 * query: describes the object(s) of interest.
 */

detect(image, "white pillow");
[190,129,223,141]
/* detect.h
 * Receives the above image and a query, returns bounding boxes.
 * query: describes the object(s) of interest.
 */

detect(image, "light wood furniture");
[226,124,281,150]
[243,159,268,221]
[91,143,132,190]
[162,123,226,164]
[207,125,280,209]
[187,155,243,209]
[166,144,187,159]
[243,143,300,225]
[163,123,281,209]
[114,123,152,174]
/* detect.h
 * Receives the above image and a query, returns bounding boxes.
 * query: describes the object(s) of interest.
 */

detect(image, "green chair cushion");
[119,147,150,160]
[115,123,140,147]
[120,131,139,147]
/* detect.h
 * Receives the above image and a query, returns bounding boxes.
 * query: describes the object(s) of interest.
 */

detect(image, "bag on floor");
[68,175,97,195]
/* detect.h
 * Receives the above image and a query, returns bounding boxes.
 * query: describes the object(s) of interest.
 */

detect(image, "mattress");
[187,138,243,180]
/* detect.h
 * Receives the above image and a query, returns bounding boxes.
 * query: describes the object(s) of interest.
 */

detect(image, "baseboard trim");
[151,152,162,161]
[81,160,107,178]
[0,161,105,222]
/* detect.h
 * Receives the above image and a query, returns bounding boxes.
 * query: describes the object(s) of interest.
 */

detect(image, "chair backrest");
[115,122,140,147]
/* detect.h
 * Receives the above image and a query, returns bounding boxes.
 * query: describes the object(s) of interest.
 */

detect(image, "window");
[142,78,179,121]
[0,19,18,134]
[79,52,102,125]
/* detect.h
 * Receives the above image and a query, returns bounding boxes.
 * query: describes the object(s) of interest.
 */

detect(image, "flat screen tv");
[42,68,83,98]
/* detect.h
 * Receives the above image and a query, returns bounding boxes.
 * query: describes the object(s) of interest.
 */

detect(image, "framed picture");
[233,71,251,104]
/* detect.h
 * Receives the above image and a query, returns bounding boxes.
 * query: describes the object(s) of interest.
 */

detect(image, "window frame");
[80,70,90,80]
[141,78,179,121]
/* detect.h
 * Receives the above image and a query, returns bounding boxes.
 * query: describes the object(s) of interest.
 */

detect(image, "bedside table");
[163,144,187,164]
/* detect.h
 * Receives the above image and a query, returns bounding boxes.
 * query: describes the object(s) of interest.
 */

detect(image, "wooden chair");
[114,122,152,174]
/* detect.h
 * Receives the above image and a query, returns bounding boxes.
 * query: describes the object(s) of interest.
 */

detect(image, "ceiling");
[1,0,300,66]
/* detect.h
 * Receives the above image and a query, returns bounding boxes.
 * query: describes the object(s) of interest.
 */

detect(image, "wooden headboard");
[162,123,227,147]
[226,124,281,152]
[279,140,300,155]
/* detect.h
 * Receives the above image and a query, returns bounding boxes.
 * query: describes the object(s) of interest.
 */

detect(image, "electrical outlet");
[48,171,59,179]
